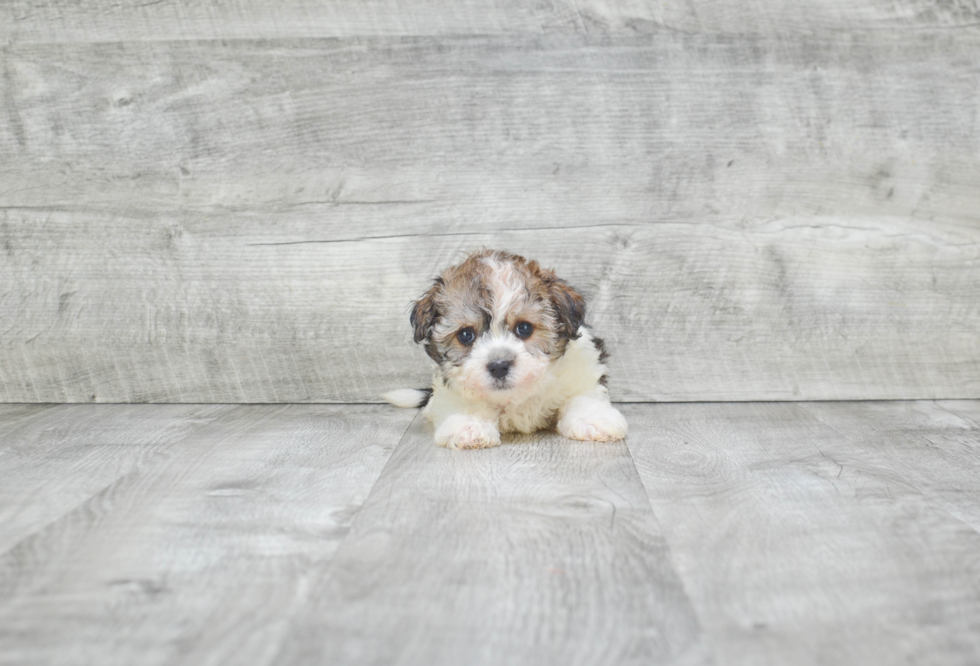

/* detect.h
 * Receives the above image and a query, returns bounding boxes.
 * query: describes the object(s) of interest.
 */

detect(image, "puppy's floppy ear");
[543,271,586,340]
[410,279,441,343]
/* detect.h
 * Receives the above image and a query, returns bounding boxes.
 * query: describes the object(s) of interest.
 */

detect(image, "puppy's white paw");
[435,414,501,450]
[557,399,628,442]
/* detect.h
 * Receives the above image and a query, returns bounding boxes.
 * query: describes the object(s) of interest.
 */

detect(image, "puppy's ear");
[544,273,586,340]
[410,280,441,343]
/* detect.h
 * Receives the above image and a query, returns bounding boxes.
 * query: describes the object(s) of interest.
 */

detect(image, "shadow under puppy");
[384,249,627,449]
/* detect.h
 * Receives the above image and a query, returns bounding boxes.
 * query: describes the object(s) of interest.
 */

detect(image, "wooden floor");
[1,402,978,665]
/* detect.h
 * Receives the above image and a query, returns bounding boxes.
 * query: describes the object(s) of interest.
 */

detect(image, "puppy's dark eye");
[515,321,534,339]
[456,327,476,345]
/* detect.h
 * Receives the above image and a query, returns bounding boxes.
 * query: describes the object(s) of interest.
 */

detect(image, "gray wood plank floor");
[1,402,978,665]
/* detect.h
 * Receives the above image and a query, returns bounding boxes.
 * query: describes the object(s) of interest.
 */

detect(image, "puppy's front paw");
[435,414,501,450]
[557,400,628,442]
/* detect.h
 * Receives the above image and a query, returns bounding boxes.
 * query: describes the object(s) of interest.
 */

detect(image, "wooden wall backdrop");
[1,1,978,403]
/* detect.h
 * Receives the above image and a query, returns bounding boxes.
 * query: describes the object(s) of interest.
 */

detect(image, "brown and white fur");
[383,250,627,449]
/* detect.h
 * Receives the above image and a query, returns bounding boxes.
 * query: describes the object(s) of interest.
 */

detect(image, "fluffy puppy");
[384,249,627,449]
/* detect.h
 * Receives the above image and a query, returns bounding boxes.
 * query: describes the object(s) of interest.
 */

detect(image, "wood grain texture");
[274,415,710,666]
[802,401,980,532]
[0,404,415,666]
[0,404,55,432]
[2,402,979,664]
[0,403,230,555]
[2,0,979,44]
[3,34,978,215]
[651,0,980,34]
[1,211,977,402]
[0,0,620,43]
[623,402,980,666]
[2,27,979,402]
[941,399,980,425]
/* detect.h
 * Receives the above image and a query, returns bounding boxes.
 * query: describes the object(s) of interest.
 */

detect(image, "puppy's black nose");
[488,360,512,380]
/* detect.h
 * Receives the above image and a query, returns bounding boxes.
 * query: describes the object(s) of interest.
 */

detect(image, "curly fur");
[384,249,627,449]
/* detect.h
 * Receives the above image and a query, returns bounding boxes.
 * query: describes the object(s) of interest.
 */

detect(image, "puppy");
[383,249,627,449]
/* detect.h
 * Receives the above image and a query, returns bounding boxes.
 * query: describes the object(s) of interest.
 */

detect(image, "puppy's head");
[411,249,585,403]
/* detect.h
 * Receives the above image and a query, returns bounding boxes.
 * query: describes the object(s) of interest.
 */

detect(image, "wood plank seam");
[617,429,719,666]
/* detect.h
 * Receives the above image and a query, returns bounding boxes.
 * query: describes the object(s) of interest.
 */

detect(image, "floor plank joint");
[1,401,978,665]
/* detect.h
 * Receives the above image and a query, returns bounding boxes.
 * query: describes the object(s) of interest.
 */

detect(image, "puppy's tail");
[381,388,433,409]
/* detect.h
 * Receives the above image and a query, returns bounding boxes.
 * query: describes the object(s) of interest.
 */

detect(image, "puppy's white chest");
[496,390,563,435]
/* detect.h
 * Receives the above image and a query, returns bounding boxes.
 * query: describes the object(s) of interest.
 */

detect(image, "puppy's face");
[411,250,585,404]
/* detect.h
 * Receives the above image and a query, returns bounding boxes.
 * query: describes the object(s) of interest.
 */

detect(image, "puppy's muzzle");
[487,360,512,380]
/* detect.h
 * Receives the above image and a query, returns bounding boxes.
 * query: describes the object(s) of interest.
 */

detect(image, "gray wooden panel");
[2,34,978,216]
[0,404,414,666]
[0,403,230,555]
[653,0,980,34]
[1,211,977,402]
[274,416,710,666]
[2,33,979,402]
[0,0,607,42]
[2,0,978,43]
[623,402,980,666]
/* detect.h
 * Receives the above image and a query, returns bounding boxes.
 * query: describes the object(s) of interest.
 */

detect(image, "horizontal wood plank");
[2,0,979,44]
[1,211,977,402]
[654,0,980,34]
[2,34,978,217]
[274,415,710,666]
[0,1,614,42]
[624,402,980,666]
[0,404,414,666]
